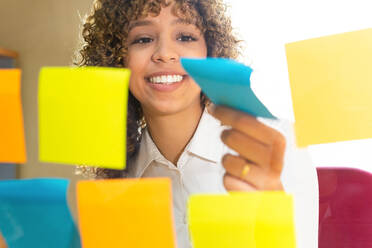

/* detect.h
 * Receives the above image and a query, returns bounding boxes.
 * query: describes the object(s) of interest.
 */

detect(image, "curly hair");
[77,0,241,178]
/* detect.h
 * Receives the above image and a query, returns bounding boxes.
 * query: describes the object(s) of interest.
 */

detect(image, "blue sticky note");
[181,58,275,119]
[0,178,81,248]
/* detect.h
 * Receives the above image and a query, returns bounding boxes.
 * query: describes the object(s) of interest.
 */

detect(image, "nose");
[151,37,179,63]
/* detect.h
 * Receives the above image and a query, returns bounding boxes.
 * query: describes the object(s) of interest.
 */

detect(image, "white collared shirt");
[128,109,318,248]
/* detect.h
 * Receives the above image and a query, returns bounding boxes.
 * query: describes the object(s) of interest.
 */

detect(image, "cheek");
[200,42,208,57]
[127,53,142,77]
[190,81,202,95]
[193,38,207,58]
[126,46,152,73]
[126,64,142,103]
[126,52,146,90]
[183,44,207,58]
[128,74,143,103]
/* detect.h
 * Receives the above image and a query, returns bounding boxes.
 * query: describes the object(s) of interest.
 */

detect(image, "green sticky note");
[38,67,130,169]
[188,192,296,248]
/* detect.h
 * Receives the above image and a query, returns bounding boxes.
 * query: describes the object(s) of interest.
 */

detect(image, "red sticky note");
[0,69,26,163]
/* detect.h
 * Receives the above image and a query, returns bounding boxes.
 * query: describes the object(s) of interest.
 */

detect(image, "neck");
[144,104,203,166]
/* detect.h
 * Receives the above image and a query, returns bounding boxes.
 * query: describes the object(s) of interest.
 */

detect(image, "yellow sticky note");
[0,69,27,163]
[38,67,130,169]
[188,192,296,248]
[286,28,372,147]
[76,178,176,248]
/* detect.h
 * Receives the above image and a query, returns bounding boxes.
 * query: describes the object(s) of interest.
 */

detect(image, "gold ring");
[240,164,250,178]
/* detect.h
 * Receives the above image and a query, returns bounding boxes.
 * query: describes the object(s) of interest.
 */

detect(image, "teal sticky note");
[0,178,81,248]
[181,58,275,119]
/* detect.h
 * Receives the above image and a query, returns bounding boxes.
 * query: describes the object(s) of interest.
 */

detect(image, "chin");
[143,100,192,117]
[141,95,202,117]
[151,105,184,116]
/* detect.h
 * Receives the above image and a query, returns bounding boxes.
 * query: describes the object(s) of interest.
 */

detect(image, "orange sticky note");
[76,178,176,248]
[0,69,26,163]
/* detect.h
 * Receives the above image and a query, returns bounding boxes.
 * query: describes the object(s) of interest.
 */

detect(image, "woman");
[78,0,318,247]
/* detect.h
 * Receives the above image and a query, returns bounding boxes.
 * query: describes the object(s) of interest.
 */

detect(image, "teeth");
[149,75,183,84]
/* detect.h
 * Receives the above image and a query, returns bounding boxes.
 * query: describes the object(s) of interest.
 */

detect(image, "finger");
[221,129,272,167]
[223,173,256,191]
[270,134,286,173]
[222,154,283,190]
[210,105,281,145]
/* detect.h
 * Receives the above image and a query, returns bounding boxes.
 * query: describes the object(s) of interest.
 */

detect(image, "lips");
[145,72,188,92]
[148,75,183,84]
[146,72,186,84]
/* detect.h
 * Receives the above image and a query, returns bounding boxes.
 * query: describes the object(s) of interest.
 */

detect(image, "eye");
[132,37,153,45]
[177,33,198,42]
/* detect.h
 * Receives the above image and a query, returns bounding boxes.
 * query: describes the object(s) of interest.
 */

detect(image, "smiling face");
[126,4,207,117]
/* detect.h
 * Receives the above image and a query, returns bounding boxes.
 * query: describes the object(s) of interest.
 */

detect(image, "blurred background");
[0,0,93,218]
[0,0,371,216]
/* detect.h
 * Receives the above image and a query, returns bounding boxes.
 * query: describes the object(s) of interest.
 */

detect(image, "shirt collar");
[130,108,225,178]
[130,127,162,178]
[186,108,225,163]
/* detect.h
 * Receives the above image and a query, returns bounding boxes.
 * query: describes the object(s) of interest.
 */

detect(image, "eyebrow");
[128,18,195,31]
[128,20,153,31]
[171,18,194,26]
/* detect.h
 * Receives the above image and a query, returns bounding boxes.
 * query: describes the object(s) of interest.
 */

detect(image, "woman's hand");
[209,105,286,191]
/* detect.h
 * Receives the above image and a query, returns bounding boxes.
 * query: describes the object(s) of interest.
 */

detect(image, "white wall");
[226,0,372,171]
